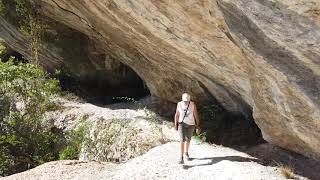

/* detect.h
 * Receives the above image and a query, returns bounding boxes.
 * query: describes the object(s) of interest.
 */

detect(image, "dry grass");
[279,164,295,179]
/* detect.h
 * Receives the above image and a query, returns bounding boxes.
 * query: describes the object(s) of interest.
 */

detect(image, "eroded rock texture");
[0,0,319,159]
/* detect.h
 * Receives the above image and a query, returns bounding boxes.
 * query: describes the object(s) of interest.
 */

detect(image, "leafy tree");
[0,58,63,176]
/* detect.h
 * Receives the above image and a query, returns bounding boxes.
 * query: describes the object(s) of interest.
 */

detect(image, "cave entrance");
[38,21,152,106]
[199,103,265,149]
[0,45,151,106]
[58,62,150,106]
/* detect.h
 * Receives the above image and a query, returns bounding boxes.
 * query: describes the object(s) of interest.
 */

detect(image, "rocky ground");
[2,142,301,180]
[2,97,318,180]
[46,97,178,162]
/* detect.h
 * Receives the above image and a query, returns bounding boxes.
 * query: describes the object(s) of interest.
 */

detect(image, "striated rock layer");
[0,0,319,159]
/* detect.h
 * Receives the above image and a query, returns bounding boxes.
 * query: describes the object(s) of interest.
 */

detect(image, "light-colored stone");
[2,142,292,180]
[49,98,174,162]
[0,0,319,160]
[217,0,320,160]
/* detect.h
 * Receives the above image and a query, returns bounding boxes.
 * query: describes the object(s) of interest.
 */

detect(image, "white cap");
[182,93,191,101]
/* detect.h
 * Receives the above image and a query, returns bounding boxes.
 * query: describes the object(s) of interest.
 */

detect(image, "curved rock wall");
[218,0,320,159]
[0,0,319,159]
[0,16,63,71]
[0,14,149,103]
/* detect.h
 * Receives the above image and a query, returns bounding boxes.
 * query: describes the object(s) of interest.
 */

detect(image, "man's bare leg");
[185,140,191,160]
[179,141,185,163]
[180,141,185,156]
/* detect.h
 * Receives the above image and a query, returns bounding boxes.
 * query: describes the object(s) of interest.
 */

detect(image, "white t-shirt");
[178,101,195,125]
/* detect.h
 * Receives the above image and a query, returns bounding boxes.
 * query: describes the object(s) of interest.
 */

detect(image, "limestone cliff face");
[0,16,62,71]
[217,0,320,160]
[0,0,319,160]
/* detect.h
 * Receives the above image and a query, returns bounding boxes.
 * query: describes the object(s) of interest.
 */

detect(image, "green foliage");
[0,0,31,34]
[0,59,63,176]
[82,118,122,161]
[59,116,90,160]
[0,0,45,64]
[193,132,207,142]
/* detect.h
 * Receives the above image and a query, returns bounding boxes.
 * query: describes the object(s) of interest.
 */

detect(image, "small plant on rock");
[277,162,295,179]
[193,132,207,143]
[59,116,91,160]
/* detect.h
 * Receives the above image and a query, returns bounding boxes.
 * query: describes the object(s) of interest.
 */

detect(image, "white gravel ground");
[3,141,292,180]
[106,142,287,180]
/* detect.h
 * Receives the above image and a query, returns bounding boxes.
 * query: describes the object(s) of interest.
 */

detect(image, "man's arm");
[193,103,201,129]
[174,103,180,130]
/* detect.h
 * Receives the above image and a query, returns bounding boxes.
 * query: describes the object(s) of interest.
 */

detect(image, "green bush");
[59,118,90,160]
[0,59,63,176]
[193,132,207,142]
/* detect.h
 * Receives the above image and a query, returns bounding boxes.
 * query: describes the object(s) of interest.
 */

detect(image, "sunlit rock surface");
[0,0,319,159]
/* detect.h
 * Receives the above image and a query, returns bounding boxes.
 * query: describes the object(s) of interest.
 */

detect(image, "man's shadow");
[182,156,260,170]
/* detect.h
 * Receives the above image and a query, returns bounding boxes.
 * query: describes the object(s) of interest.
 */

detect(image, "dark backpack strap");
[180,101,190,124]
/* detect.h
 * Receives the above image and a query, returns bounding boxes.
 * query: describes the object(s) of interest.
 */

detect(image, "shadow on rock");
[245,143,320,180]
[182,156,260,170]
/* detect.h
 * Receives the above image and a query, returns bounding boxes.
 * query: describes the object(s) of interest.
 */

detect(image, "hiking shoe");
[178,157,184,164]
[185,152,190,161]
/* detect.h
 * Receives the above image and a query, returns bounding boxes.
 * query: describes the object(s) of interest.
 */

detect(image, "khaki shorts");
[178,122,195,142]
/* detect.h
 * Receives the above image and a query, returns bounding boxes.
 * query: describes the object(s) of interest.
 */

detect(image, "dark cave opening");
[198,102,265,149]
[57,63,151,106]
[189,82,266,149]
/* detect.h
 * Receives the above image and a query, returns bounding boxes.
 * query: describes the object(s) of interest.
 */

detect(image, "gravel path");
[106,142,286,180]
[3,142,290,180]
